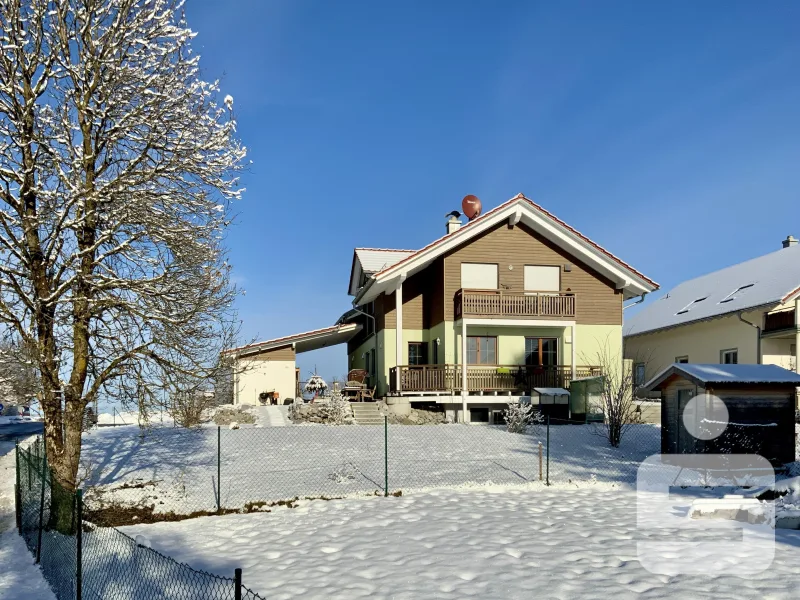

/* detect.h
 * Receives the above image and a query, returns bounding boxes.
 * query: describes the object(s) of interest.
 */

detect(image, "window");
[634,363,646,387]
[408,342,428,366]
[523,265,560,292]
[525,338,558,366]
[676,297,708,315]
[470,407,489,423]
[461,263,498,290]
[721,348,738,364]
[675,356,689,363]
[719,284,754,304]
[467,336,497,365]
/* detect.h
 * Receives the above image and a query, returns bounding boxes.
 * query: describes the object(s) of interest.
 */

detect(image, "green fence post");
[15,441,21,532]
[384,416,388,497]
[217,426,221,513]
[234,568,242,600]
[76,489,83,600]
[546,415,550,486]
[36,455,46,563]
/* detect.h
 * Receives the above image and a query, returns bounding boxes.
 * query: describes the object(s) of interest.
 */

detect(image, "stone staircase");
[349,402,384,425]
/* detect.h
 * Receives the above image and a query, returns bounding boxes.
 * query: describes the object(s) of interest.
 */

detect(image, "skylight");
[676,296,708,315]
[719,284,755,304]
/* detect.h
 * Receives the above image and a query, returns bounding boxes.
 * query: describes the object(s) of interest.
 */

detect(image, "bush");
[503,402,543,434]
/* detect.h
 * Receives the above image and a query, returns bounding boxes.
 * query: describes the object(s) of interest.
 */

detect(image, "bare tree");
[0,338,39,407]
[0,0,246,528]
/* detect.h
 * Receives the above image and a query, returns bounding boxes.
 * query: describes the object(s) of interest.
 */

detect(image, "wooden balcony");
[455,289,576,319]
[764,309,796,334]
[389,364,602,394]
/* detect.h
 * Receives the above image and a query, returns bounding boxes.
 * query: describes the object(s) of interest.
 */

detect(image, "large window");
[721,348,738,364]
[634,363,646,387]
[525,337,558,366]
[408,342,428,366]
[461,263,499,290]
[467,336,497,365]
[523,265,560,292]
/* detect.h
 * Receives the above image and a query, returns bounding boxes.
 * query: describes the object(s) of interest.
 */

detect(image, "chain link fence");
[15,438,266,600]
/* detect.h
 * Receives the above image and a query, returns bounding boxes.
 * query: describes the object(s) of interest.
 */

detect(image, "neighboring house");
[341,193,659,423]
[642,363,800,466]
[225,324,362,405]
[625,236,800,389]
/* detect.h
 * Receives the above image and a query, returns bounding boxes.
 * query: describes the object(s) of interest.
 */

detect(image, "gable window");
[525,338,558,366]
[461,263,498,290]
[721,348,738,364]
[408,342,428,366]
[675,356,689,364]
[524,265,560,292]
[467,336,497,365]
[719,284,754,304]
[634,363,646,387]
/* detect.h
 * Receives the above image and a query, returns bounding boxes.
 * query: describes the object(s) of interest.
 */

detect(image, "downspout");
[623,292,648,311]
[738,312,762,364]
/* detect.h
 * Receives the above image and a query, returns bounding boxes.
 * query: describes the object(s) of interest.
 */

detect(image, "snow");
[0,442,57,600]
[223,94,234,110]
[78,423,662,514]
[118,486,800,599]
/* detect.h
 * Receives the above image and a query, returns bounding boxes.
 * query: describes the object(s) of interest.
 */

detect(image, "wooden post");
[538,442,543,481]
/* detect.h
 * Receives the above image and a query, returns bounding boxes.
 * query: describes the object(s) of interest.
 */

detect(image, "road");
[0,421,44,450]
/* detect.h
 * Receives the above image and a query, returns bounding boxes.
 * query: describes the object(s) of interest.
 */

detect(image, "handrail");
[456,288,576,319]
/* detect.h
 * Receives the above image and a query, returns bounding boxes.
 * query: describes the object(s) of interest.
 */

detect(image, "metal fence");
[15,438,266,600]
[76,416,668,527]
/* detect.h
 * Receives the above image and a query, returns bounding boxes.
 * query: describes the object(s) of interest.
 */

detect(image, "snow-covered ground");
[0,442,57,600]
[79,423,661,515]
[119,486,800,600]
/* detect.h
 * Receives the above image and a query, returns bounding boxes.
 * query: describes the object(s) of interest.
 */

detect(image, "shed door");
[677,389,695,454]
[461,263,498,290]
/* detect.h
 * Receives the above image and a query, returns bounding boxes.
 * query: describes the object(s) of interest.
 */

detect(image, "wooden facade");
[249,344,295,362]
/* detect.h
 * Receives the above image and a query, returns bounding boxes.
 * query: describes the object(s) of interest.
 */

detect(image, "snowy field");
[79,423,662,516]
[119,486,800,600]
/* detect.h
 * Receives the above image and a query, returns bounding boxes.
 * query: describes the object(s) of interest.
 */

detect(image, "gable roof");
[625,243,800,337]
[644,363,800,391]
[352,194,658,305]
[348,249,416,295]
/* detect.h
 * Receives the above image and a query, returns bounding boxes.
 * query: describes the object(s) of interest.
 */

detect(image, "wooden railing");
[764,309,796,333]
[455,289,576,319]
[389,364,602,394]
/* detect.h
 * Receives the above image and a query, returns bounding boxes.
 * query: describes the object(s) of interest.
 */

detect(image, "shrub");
[503,401,543,434]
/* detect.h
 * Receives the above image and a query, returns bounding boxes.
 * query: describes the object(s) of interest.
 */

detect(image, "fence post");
[384,416,388,497]
[234,567,242,600]
[545,415,550,486]
[15,441,21,531]
[217,426,221,513]
[36,453,46,564]
[76,489,83,600]
[538,442,543,482]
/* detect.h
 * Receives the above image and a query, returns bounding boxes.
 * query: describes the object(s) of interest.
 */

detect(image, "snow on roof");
[644,363,800,390]
[625,243,800,337]
[533,387,570,395]
[224,323,362,357]
[354,248,416,274]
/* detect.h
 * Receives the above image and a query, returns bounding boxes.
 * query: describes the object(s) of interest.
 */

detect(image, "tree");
[0,0,246,528]
[0,338,39,407]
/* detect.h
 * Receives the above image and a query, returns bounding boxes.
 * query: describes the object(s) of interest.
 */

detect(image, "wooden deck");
[455,289,576,319]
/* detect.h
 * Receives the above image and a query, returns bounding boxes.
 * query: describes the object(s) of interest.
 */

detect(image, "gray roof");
[644,363,800,391]
[625,244,800,337]
[354,248,415,274]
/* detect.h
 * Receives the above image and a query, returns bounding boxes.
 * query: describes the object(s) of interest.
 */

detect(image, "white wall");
[235,358,296,405]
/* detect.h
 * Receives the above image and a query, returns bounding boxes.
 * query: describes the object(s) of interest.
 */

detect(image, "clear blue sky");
[185,1,800,385]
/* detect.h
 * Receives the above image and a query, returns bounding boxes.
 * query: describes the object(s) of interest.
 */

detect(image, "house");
[624,236,800,390]
[340,193,659,423]
[642,363,800,465]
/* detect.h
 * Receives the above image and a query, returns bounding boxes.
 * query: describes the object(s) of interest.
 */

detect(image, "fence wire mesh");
[16,438,266,600]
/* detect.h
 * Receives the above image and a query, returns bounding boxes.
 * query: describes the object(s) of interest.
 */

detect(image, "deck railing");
[389,364,602,394]
[455,289,576,319]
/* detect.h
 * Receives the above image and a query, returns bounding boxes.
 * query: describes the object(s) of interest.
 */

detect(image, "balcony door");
[524,265,560,293]
[461,263,498,290]
[525,337,558,366]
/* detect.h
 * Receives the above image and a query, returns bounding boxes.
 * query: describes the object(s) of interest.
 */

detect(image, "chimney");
[446,211,462,234]
[782,235,798,249]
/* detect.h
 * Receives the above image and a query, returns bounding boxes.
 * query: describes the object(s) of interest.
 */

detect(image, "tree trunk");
[43,394,84,535]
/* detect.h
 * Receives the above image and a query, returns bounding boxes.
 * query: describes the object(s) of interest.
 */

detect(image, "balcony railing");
[455,289,576,319]
[764,309,796,333]
[389,364,602,394]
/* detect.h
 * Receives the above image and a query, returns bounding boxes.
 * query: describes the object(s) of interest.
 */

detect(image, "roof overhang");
[624,302,781,339]
[355,195,658,305]
[224,323,362,359]
[643,363,800,392]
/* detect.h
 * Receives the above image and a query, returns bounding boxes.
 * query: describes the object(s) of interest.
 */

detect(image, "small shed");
[529,387,570,420]
[643,363,800,465]
[569,377,605,423]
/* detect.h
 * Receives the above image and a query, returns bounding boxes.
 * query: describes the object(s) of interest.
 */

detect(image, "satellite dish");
[462,195,482,220]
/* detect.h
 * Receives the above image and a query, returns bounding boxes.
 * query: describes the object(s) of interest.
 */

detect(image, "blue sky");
[185,1,800,384]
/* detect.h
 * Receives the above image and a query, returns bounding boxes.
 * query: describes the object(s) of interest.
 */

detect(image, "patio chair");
[346,369,367,385]
[360,386,377,402]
